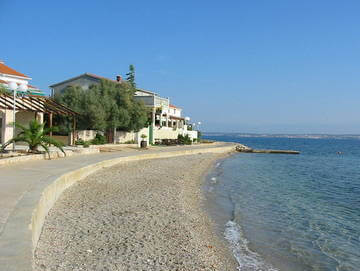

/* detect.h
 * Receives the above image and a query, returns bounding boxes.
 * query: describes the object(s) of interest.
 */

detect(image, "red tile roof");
[0,62,29,78]
[170,104,181,109]
[85,73,120,83]
[49,73,121,88]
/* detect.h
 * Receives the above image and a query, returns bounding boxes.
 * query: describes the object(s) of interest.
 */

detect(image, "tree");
[0,85,10,95]
[126,64,136,88]
[54,79,148,136]
[0,120,65,158]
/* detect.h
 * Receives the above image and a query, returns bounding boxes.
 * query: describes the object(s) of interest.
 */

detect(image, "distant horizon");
[1,1,360,134]
[203,132,360,137]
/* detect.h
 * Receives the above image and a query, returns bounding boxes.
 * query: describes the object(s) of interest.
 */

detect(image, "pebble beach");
[34,153,237,271]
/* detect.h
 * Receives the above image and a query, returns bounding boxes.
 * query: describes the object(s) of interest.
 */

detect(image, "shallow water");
[204,136,360,271]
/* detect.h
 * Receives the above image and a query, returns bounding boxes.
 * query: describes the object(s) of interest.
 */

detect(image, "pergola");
[0,93,78,142]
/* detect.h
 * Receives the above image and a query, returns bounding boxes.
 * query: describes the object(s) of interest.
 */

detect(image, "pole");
[49,113,53,137]
[72,117,76,145]
[12,88,16,152]
[113,127,116,144]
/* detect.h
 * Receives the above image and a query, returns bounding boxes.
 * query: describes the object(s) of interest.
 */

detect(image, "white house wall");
[0,74,29,86]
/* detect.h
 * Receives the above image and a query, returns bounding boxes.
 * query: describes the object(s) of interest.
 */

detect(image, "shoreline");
[34,152,238,270]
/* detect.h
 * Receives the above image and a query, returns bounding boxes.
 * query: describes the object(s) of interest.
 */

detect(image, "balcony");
[134,95,169,108]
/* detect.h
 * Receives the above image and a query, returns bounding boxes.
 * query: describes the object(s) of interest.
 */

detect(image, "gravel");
[34,153,237,271]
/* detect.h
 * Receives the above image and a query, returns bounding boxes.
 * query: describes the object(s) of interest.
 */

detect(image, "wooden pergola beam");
[0,94,78,116]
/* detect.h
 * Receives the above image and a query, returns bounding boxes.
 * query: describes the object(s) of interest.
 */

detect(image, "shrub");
[75,139,85,145]
[83,141,90,148]
[0,120,65,159]
[178,134,192,145]
[91,133,106,145]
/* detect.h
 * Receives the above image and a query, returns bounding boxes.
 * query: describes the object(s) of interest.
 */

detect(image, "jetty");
[235,144,300,154]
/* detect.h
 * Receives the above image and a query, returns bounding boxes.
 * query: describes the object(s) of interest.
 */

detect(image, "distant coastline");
[203,132,360,140]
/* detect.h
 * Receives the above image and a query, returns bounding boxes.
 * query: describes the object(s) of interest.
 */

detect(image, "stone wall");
[153,127,180,140]
[115,130,136,143]
[76,130,100,142]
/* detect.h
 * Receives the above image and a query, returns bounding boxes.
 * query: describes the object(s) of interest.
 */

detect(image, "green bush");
[83,141,90,148]
[75,139,85,145]
[178,134,192,145]
[91,133,106,145]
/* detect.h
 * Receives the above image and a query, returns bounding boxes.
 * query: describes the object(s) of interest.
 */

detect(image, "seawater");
[204,136,360,271]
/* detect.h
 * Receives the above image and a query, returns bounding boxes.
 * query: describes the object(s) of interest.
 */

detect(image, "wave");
[224,220,279,271]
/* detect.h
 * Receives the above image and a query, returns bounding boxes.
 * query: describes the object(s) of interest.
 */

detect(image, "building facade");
[49,72,195,144]
[0,61,44,145]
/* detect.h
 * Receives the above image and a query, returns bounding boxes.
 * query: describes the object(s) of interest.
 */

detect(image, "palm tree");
[1,119,65,159]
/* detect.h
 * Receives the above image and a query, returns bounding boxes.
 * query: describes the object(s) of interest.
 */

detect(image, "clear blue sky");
[1,0,360,133]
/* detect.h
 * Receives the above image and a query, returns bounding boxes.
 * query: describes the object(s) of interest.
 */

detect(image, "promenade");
[0,142,235,271]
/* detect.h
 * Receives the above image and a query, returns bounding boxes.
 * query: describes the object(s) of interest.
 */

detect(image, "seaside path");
[0,142,235,271]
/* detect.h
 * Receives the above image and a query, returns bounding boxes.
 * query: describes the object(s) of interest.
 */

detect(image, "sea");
[203,135,360,271]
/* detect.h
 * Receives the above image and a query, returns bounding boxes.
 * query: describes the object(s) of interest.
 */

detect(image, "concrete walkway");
[0,142,235,271]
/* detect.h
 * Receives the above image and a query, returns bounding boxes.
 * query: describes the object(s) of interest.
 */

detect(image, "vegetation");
[123,140,135,144]
[54,79,148,136]
[91,133,106,145]
[126,64,136,88]
[200,139,214,144]
[177,134,192,145]
[0,85,10,95]
[75,133,106,146]
[0,120,65,158]
[83,141,90,148]
[75,139,86,145]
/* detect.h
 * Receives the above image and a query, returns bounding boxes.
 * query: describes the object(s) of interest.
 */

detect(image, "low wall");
[31,145,235,267]
[153,127,180,140]
[76,130,100,142]
[76,129,148,145]
[115,131,135,143]
[0,148,99,167]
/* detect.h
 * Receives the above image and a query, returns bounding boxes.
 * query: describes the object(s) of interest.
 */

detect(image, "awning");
[0,93,78,116]
[169,116,184,121]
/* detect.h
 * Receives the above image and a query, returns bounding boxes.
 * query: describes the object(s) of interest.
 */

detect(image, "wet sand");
[34,153,237,271]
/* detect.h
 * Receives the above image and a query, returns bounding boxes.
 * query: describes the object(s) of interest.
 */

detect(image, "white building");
[0,61,44,96]
[0,61,45,146]
[49,72,198,144]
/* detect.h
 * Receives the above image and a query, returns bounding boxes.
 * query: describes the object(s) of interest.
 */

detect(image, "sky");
[1,0,360,134]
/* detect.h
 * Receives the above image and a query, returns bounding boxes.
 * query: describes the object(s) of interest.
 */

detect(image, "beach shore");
[34,152,237,270]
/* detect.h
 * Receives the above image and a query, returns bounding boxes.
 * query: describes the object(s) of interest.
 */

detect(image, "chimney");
[116,75,122,82]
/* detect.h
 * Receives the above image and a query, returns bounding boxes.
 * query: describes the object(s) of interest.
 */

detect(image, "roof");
[50,73,159,96]
[136,88,157,96]
[170,104,181,109]
[49,73,120,88]
[0,93,78,116]
[0,62,30,78]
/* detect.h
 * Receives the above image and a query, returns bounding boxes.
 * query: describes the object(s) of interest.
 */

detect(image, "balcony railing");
[134,95,169,108]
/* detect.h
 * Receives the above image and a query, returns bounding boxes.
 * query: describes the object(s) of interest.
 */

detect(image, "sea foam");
[224,220,278,271]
